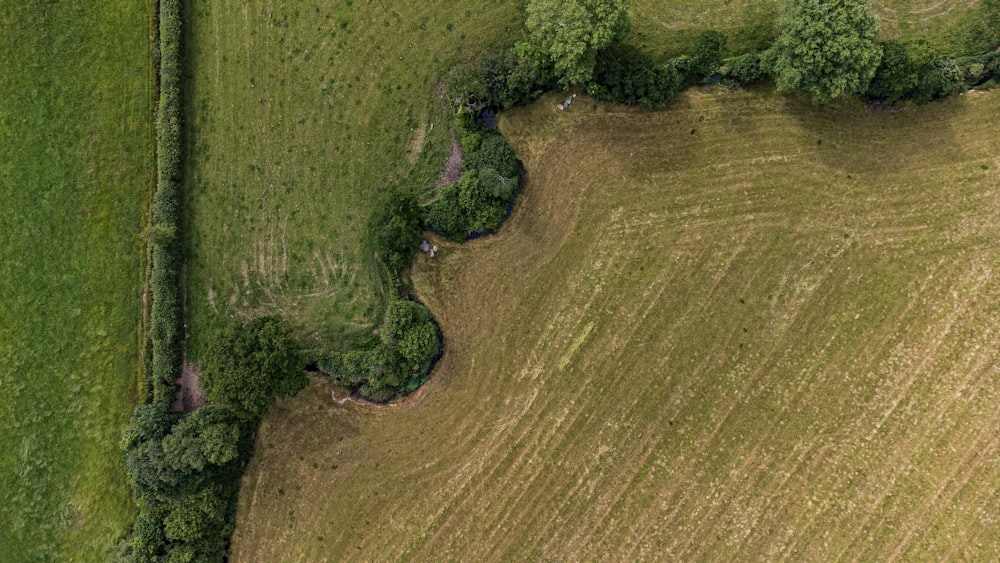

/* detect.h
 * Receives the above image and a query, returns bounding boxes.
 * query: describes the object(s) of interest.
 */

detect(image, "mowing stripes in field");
[232,88,1000,560]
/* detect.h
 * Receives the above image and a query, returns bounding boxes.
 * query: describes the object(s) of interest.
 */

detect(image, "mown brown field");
[231,87,1000,560]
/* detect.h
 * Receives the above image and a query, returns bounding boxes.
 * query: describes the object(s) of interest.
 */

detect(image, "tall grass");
[0,1,154,559]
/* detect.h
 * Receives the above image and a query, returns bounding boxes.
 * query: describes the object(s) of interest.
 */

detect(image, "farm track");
[232,88,1000,560]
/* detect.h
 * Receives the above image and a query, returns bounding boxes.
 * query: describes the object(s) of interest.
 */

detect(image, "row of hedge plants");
[148,0,183,406]
[117,3,311,561]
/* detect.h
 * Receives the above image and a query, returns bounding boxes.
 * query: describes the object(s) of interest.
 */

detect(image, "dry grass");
[230,87,1000,560]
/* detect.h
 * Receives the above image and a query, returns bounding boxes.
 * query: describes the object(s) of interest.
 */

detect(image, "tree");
[367,192,421,275]
[383,300,441,369]
[764,0,882,103]
[686,30,727,85]
[521,0,631,86]
[201,316,307,418]
[866,40,919,103]
[161,406,242,473]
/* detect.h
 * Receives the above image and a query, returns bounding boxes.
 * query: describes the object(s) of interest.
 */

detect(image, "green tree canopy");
[521,0,631,86]
[765,0,882,103]
[161,406,243,473]
[201,316,307,418]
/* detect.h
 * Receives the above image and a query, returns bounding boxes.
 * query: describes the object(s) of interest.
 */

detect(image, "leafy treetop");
[765,0,882,103]
[201,315,307,418]
[521,0,631,87]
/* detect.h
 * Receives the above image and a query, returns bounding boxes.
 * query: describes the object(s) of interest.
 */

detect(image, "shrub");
[591,48,681,106]
[722,53,764,85]
[764,0,882,102]
[149,0,184,405]
[423,130,520,241]
[685,30,727,85]
[383,300,441,373]
[866,40,919,103]
[520,0,631,86]
[480,48,547,109]
[422,182,467,241]
[367,192,421,276]
[465,134,519,178]
[201,316,307,418]
[319,299,441,401]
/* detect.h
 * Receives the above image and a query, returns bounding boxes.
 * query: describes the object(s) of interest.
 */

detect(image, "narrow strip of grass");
[0,2,154,559]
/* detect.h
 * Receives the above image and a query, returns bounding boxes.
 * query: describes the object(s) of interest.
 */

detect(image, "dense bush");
[367,192,421,276]
[589,48,681,106]
[520,0,631,86]
[201,316,308,419]
[423,128,520,242]
[866,40,919,103]
[480,48,549,110]
[150,0,184,404]
[722,53,765,85]
[320,298,441,402]
[866,40,984,104]
[684,30,727,85]
[382,300,442,374]
[118,404,252,562]
[764,0,882,103]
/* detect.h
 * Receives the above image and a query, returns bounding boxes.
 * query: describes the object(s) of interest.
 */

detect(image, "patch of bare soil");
[172,360,207,412]
[437,136,463,188]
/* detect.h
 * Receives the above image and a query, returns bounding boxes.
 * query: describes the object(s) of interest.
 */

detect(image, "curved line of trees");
[119,0,1000,558]
[323,0,1000,403]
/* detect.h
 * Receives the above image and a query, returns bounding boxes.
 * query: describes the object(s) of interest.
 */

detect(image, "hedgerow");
[149,0,183,405]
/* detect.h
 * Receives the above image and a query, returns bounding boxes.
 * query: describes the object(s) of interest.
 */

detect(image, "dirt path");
[171,359,207,411]
[171,266,208,411]
[436,136,463,188]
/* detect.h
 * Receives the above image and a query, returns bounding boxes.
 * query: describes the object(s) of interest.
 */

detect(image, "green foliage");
[150,0,184,404]
[521,0,632,86]
[685,30,727,85]
[424,129,520,242]
[367,192,421,276]
[201,316,307,418]
[119,405,251,562]
[722,53,765,85]
[383,300,442,372]
[591,48,682,106]
[465,134,519,178]
[161,407,242,473]
[424,169,514,241]
[162,484,231,555]
[866,40,919,103]
[764,0,882,103]
[320,298,440,401]
[866,40,986,104]
[480,48,550,110]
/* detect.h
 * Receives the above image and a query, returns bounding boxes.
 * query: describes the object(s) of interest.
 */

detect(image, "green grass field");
[630,0,984,56]
[231,88,1000,560]
[0,2,153,559]
[182,1,522,354]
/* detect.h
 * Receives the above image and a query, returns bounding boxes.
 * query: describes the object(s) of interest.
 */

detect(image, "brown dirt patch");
[171,360,207,412]
[437,136,463,188]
